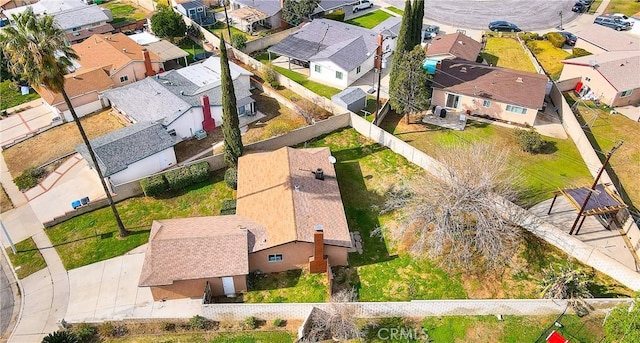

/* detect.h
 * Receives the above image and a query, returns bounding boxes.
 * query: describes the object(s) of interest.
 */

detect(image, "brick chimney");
[143,49,155,77]
[201,95,215,132]
[309,226,328,273]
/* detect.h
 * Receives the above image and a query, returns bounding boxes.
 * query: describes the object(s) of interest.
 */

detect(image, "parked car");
[572,1,590,13]
[558,31,577,46]
[610,13,634,26]
[594,15,632,31]
[423,24,440,40]
[488,21,521,32]
[352,0,373,12]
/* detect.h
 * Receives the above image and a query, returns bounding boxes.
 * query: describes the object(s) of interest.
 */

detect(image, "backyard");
[209,23,257,42]
[565,92,640,210]
[177,37,206,64]
[481,37,537,73]
[526,39,570,80]
[46,170,234,270]
[4,237,47,279]
[99,0,149,24]
[345,9,393,29]
[2,109,126,176]
[0,80,40,110]
[244,269,329,303]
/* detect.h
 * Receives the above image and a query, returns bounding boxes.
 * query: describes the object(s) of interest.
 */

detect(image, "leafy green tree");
[514,128,546,154]
[282,0,319,26]
[0,8,129,237]
[219,38,243,168]
[150,5,187,43]
[231,33,247,49]
[389,45,430,124]
[412,0,424,47]
[42,330,79,343]
[603,296,640,343]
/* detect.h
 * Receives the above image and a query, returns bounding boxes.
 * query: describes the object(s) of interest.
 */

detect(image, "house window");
[445,93,460,108]
[197,7,204,12]
[336,71,343,80]
[482,99,491,107]
[314,65,321,73]
[268,254,283,262]
[621,89,633,97]
[237,105,246,116]
[506,104,527,114]
[119,75,129,83]
[357,66,361,74]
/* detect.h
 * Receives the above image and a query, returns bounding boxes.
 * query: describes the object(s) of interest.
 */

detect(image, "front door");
[221,277,235,296]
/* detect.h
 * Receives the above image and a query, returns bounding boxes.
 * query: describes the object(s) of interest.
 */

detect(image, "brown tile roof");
[236,147,352,251]
[73,33,162,75]
[138,215,260,286]
[433,59,547,110]
[65,23,114,43]
[562,50,640,91]
[34,67,113,106]
[425,33,482,62]
[574,25,640,52]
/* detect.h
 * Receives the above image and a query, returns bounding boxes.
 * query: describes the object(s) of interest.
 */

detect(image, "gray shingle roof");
[234,0,281,17]
[332,86,366,104]
[269,19,378,72]
[76,122,175,177]
[54,4,110,30]
[372,16,401,37]
[179,0,204,11]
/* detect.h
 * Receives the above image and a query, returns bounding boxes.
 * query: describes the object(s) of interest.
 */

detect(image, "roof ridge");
[285,147,299,242]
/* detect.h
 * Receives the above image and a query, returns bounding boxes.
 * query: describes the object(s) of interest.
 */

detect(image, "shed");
[331,87,367,113]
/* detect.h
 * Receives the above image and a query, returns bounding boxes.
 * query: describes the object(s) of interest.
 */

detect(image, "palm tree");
[0,8,129,237]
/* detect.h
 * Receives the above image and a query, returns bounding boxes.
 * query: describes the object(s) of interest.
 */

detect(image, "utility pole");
[223,0,232,42]
[373,34,383,125]
[558,11,563,30]
[569,141,623,235]
[1,220,16,254]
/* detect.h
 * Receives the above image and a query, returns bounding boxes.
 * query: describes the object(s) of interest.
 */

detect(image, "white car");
[352,0,373,13]
[610,13,634,26]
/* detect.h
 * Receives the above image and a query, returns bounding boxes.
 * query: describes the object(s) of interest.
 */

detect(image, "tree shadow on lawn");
[247,269,302,291]
[45,228,150,249]
[150,171,227,200]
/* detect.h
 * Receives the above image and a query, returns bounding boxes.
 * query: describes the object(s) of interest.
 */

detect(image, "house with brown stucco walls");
[139,147,352,301]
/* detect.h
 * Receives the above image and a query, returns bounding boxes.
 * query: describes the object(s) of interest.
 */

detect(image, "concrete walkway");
[0,152,27,208]
[0,99,60,149]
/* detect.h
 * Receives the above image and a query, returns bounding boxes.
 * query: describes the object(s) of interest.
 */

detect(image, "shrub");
[42,330,79,343]
[14,167,44,191]
[97,322,114,338]
[543,32,565,48]
[221,199,237,215]
[165,161,210,191]
[243,316,257,330]
[140,174,168,197]
[263,63,280,88]
[224,168,238,190]
[160,321,176,331]
[71,323,96,343]
[324,9,345,21]
[514,128,545,154]
[189,161,210,183]
[189,315,207,330]
[566,47,592,59]
[231,33,247,49]
[273,318,284,327]
[521,32,539,41]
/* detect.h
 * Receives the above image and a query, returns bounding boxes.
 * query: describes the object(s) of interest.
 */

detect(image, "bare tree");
[380,142,522,270]
[296,95,325,124]
[540,261,594,316]
[301,288,362,342]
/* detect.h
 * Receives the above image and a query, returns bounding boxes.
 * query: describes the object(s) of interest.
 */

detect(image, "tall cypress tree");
[219,38,243,168]
[413,0,425,47]
[389,0,413,114]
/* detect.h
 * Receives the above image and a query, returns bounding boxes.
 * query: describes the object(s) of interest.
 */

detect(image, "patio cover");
[229,7,269,23]
[558,184,627,216]
[145,40,189,62]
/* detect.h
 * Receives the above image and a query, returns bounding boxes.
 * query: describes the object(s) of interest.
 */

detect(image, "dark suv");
[572,1,590,13]
[594,16,632,31]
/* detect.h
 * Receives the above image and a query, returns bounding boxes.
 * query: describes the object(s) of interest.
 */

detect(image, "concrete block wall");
[242,26,301,54]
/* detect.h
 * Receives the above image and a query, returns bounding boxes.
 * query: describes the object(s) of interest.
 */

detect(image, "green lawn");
[100,1,148,24]
[346,9,393,29]
[47,171,234,270]
[604,0,640,15]
[244,269,329,303]
[5,238,47,279]
[209,23,256,42]
[106,331,294,343]
[481,37,537,73]
[272,66,341,99]
[365,314,604,342]
[0,80,40,111]
[588,0,604,13]
[178,37,205,63]
[526,40,570,80]
[386,6,404,15]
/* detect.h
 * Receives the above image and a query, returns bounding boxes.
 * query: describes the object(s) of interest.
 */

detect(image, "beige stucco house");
[139,147,352,301]
[431,59,548,126]
[573,25,640,55]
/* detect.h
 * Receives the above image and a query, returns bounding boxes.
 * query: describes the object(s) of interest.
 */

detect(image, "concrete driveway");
[384,0,580,31]
[65,246,201,323]
[0,99,60,148]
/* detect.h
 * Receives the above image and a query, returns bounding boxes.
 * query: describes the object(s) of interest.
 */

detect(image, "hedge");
[566,47,592,59]
[220,199,237,215]
[543,32,565,48]
[140,174,167,197]
[139,161,210,196]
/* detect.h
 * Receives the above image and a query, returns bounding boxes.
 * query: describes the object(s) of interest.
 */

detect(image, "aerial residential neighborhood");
[1,0,640,342]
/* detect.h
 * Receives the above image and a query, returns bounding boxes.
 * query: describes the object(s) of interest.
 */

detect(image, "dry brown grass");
[2,109,126,176]
[0,184,13,213]
[242,92,307,144]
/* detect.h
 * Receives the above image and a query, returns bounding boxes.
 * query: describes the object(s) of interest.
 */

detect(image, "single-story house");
[372,16,401,57]
[332,87,367,113]
[176,0,215,26]
[138,147,352,300]
[76,122,177,186]
[34,67,113,121]
[55,4,114,44]
[560,50,640,107]
[313,0,356,17]
[228,0,282,33]
[172,0,220,8]
[102,56,255,141]
[1,0,35,12]
[269,19,379,88]
[423,33,482,74]
[4,0,83,17]
[34,33,164,121]
[432,59,548,126]
[573,25,640,54]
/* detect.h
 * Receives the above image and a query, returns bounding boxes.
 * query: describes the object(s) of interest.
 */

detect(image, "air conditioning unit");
[72,32,81,36]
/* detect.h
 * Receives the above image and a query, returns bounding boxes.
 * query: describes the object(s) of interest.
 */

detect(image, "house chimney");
[143,48,155,77]
[309,225,327,273]
[314,168,324,180]
[201,95,215,132]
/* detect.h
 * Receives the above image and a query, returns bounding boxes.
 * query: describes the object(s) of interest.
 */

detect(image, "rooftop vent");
[314,225,323,232]
[122,48,126,53]
[313,168,324,180]
[460,67,467,73]
[180,90,185,96]
[294,184,301,191]
[516,77,523,83]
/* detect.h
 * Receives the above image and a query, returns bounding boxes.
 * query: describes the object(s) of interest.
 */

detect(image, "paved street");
[1,248,17,340]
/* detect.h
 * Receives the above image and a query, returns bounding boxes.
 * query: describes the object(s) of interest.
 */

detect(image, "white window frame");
[482,99,491,108]
[445,93,460,109]
[314,65,321,73]
[621,89,633,98]
[119,75,129,83]
[336,71,343,80]
[268,254,283,262]
[506,104,527,114]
